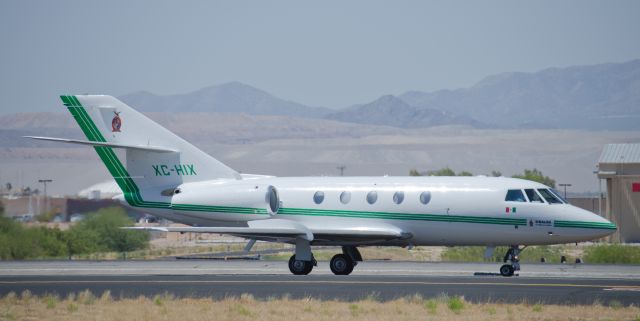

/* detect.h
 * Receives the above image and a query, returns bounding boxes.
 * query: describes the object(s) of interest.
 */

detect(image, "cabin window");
[419,191,431,205]
[537,189,563,204]
[393,191,405,204]
[340,191,351,204]
[313,191,325,204]
[366,191,378,204]
[525,189,544,203]
[505,189,526,202]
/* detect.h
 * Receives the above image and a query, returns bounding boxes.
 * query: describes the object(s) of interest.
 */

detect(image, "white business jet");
[27,95,616,276]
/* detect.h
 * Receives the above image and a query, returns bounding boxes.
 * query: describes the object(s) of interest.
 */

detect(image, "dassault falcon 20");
[27,95,617,276]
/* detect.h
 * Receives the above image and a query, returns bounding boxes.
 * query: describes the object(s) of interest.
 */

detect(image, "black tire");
[500,264,514,277]
[288,255,313,275]
[330,254,354,275]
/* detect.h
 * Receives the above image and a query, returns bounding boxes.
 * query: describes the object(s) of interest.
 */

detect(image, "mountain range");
[116,59,640,131]
[120,81,331,118]
[400,59,640,130]
[325,95,484,128]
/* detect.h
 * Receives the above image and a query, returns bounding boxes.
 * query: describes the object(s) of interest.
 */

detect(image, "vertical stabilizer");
[61,95,240,207]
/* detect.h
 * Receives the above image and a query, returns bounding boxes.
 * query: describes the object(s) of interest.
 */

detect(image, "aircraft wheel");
[499,264,514,277]
[330,254,354,275]
[289,255,313,275]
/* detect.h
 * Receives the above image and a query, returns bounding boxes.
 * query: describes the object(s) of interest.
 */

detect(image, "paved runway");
[1,261,639,305]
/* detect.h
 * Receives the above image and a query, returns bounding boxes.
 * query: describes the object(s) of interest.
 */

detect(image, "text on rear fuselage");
[152,164,197,176]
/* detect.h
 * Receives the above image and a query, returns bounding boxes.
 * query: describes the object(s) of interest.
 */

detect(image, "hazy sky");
[1,0,639,113]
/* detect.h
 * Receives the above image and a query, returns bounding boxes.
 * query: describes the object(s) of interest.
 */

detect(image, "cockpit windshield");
[549,189,568,203]
[524,189,544,203]
[506,188,567,204]
[537,189,564,204]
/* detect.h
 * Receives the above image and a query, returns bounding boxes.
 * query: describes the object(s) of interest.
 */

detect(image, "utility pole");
[38,179,53,214]
[558,183,572,199]
[336,165,346,177]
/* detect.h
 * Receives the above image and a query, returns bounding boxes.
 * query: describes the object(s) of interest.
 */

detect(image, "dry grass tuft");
[0,291,639,321]
[77,289,95,305]
[42,293,59,309]
[98,290,112,304]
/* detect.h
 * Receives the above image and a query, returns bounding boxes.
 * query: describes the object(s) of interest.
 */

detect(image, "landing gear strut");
[500,245,524,277]
[288,238,316,275]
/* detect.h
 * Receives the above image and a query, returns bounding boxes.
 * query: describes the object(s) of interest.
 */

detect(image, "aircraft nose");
[588,210,616,229]
[554,206,617,241]
[579,207,617,238]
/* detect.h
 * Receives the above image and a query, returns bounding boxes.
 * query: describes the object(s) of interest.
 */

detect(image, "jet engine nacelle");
[171,181,280,220]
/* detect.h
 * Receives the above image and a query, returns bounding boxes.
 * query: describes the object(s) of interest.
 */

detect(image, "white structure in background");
[596,143,640,243]
[77,180,122,200]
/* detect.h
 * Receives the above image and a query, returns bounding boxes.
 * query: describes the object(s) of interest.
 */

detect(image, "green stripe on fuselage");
[554,220,617,230]
[279,208,526,225]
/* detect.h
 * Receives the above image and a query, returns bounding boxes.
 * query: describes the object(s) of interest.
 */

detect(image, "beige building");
[596,144,640,243]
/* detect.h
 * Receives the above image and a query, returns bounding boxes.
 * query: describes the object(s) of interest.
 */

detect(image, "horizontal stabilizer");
[24,136,177,153]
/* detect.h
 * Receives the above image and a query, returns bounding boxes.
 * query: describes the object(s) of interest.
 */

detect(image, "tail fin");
[61,95,240,207]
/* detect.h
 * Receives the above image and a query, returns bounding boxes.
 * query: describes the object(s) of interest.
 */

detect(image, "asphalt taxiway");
[1,261,638,305]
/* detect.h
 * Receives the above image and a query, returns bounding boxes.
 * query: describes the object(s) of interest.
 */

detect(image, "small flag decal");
[506,207,516,214]
[633,183,640,192]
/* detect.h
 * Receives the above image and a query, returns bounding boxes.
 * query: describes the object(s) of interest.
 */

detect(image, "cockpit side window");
[525,189,544,203]
[537,189,563,204]
[505,189,526,202]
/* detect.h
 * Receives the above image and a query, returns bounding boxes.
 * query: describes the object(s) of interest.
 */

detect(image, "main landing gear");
[288,254,317,275]
[330,254,355,275]
[330,246,362,275]
[500,245,525,277]
[287,245,362,276]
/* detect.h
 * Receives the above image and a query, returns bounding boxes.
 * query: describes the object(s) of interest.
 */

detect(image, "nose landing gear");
[500,245,525,277]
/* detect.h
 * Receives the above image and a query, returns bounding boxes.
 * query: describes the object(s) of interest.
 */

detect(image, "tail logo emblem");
[112,111,122,132]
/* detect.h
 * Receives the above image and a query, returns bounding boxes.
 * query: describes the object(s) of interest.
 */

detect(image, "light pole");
[38,179,53,214]
[558,183,572,199]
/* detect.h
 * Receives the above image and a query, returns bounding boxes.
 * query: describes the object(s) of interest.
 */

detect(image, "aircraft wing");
[125,219,411,244]
[125,219,314,241]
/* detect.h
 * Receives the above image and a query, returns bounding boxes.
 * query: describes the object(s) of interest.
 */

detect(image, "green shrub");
[424,299,437,314]
[441,245,564,263]
[447,296,465,314]
[72,207,148,253]
[584,244,640,264]
[0,207,148,260]
[0,217,66,259]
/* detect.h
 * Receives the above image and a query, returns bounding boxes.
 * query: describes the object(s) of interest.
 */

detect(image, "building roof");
[77,180,122,199]
[599,144,640,164]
